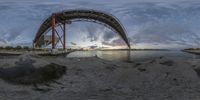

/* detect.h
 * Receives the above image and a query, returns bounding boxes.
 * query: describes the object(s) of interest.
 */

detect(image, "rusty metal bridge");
[33,9,130,50]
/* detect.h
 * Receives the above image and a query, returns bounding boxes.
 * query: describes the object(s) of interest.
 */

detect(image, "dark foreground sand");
[0,53,199,100]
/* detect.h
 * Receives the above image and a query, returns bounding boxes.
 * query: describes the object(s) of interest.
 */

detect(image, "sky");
[0,0,200,49]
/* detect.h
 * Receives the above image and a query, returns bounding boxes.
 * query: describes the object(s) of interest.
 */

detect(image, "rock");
[137,68,146,72]
[105,66,116,71]
[99,88,112,92]
[160,56,164,59]
[160,60,174,66]
[135,63,142,67]
[0,63,66,85]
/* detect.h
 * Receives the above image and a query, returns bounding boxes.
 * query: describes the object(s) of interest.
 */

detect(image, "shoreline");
[182,50,200,55]
[0,49,176,57]
[0,51,74,57]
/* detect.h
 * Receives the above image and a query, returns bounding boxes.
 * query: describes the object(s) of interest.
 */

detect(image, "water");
[67,50,200,62]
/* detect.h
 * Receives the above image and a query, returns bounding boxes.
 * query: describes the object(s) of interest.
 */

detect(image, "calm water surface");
[67,50,200,62]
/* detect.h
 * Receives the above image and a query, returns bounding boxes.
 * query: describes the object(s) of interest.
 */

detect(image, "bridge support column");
[63,22,66,50]
[51,14,56,49]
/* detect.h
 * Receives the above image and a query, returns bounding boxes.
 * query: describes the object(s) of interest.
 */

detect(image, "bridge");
[33,9,130,50]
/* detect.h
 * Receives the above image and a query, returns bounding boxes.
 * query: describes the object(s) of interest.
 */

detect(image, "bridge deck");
[33,9,130,48]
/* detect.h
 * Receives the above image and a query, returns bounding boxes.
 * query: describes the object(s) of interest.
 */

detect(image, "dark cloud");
[83,23,118,43]
[102,31,117,41]
[85,24,101,42]
[89,45,98,49]
[102,38,125,46]
[0,39,7,44]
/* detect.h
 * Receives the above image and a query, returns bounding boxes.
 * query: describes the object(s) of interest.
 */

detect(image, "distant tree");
[5,46,13,50]
[23,46,30,50]
[15,46,22,50]
[0,46,4,49]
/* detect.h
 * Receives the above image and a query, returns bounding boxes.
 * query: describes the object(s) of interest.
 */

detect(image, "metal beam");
[63,22,66,50]
[55,29,64,47]
[51,14,56,49]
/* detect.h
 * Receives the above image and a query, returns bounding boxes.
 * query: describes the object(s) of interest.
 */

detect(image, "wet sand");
[0,53,200,100]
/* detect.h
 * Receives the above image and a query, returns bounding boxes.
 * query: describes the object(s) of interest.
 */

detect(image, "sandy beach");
[0,53,199,100]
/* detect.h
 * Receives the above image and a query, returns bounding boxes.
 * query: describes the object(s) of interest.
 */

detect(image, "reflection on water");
[67,50,200,61]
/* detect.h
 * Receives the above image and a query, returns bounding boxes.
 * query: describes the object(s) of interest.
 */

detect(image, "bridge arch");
[33,9,130,49]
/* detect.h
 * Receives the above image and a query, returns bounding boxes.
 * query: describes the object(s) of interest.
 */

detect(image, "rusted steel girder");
[51,14,56,49]
[33,9,130,49]
[63,22,66,50]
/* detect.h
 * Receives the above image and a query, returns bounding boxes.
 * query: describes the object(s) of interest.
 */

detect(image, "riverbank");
[0,53,199,100]
[0,50,74,56]
[183,50,200,55]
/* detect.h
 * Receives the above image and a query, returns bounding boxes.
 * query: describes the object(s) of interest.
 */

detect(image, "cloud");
[102,37,126,47]
[89,45,98,49]
[130,22,200,45]
[109,2,200,48]
[102,31,117,42]
[85,24,102,42]
[79,22,119,43]
[0,0,200,49]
